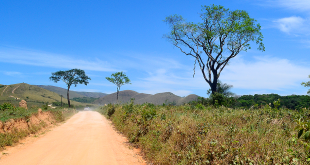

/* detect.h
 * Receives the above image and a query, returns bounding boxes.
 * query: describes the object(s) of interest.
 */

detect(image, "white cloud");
[273,16,309,34]
[132,54,310,96]
[221,55,310,90]
[0,47,118,72]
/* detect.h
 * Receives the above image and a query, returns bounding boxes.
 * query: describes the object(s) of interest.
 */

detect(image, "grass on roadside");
[97,102,310,164]
[0,103,77,150]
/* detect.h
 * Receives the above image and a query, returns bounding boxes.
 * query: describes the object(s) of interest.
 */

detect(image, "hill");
[0,83,87,107]
[94,90,200,105]
[75,91,107,98]
[93,90,151,104]
[37,85,107,99]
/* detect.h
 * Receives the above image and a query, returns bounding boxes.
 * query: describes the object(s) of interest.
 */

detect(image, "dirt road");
[0,111,146,165]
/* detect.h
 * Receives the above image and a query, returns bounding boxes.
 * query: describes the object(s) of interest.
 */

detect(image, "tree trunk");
[210,81,217,95]
[210,71,218,95]
[67,87,71,107]
[116,89,119,101]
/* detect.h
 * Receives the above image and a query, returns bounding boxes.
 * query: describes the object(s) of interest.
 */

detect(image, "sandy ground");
[0,111,146,165]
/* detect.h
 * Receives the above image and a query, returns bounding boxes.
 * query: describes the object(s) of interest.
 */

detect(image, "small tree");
[164,5,264,95]
[49,69,91,107]
[207,80,234,97]
[301,75,310,95]
[106,72,131,101]
[207,80,235,106]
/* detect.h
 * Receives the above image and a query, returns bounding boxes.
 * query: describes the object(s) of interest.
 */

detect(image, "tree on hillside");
[106,72,131,101]
[49,69,91,107]
[301,75,310,95]
[164,5,264,95]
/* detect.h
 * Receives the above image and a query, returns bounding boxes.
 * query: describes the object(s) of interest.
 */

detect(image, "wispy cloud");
[3,71,23,76]
[221,55,309,90]
[269,0,310,12]
[273,16,310,35]
[0,47,118,72]
[132,54,310,96]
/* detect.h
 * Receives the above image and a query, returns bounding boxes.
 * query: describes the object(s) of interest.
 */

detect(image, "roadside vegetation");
[97,100,310,164]
[0,102,77,150]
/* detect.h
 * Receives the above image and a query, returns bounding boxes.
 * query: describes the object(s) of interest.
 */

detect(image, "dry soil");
[0,111,146,165]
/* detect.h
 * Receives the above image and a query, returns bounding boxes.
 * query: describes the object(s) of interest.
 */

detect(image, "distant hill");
[74,91,107,98]
[0,83,86,107]
[93,90,201,105]
[37,85,107,99]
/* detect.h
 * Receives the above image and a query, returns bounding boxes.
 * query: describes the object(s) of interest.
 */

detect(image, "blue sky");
[0,0,310,97]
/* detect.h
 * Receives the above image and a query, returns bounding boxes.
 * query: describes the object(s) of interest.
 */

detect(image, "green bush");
[0,103,15,111]
[97,103,310,164]
[107,104,115,118]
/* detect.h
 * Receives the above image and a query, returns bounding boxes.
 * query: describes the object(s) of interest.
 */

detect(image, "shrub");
[96,103,310,164]
[0,103,15,111]
[107,104,115,118]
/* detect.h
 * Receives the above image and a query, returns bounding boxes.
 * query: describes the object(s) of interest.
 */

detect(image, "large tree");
[301,75,310,95]
[106,72,131,101]
[50,69,91,107]
[164,5,264,95]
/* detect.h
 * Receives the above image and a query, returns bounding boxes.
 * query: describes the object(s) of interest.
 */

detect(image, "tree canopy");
[106,72,131,101]
[49,69,91,107]
[164,4,264,96]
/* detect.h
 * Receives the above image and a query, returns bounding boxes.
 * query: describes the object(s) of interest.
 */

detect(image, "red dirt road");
[0,111,146,165]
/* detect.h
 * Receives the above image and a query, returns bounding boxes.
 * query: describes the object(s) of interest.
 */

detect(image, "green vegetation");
[188,93,310,111]
[50,69,91,107]
[236,94,310,110]
[0,102,76,150]
[301,75,310,95]
[97,101,310,164]
[72,97,98,103]
[106,71,131,101]
[0,83,88,108]
[164,4,264,95]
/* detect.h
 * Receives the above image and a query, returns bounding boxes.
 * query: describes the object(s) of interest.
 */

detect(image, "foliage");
[97,103,310,164]
[0,102,77,150]
[207,80,234,97]
[301,75,310,95]
[236,94,310,110]
[0,83,86,109]
[0,103,34,122]
[72,97,98,103]
[106,71,131,100]
[0,103,15,111]
[164,4,264,94]
[49,69,91,107]
[52,101,68,107]
[107,104,115,118]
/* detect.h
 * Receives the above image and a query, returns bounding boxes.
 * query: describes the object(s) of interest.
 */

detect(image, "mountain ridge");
[37,85,107,99]
[94,90,202,105]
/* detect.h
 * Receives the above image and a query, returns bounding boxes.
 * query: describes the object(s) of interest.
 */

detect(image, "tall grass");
[97,102,310,164]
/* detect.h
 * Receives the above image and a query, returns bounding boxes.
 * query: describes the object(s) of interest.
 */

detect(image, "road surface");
[0,111,145,165]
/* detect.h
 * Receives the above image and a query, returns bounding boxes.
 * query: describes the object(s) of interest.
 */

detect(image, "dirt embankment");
[0,110,56,134]
[0,111,146,165]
